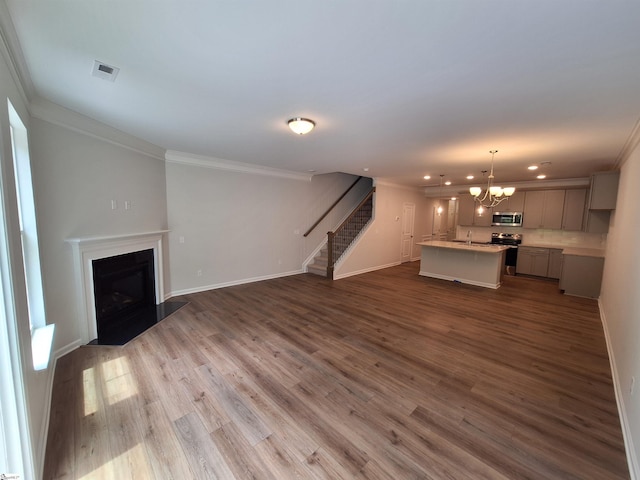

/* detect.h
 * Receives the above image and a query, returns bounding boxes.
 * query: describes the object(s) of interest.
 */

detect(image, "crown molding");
[165,150,313,182]
[615,115,640,169]
[0,1,34,107]
[29,97,165,161]
[374,178,424,191]
[423,177,591,197]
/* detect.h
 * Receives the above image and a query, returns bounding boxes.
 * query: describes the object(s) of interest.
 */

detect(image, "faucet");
[466,230,472,245]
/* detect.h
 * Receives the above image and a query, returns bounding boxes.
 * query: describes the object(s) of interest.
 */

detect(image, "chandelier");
[469,150,515,209]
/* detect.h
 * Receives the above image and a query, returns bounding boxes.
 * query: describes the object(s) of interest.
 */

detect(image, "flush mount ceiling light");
[469,149,515,209]
[287,117,315,135]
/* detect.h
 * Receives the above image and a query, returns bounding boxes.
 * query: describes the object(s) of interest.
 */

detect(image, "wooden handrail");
[303,176,363,237]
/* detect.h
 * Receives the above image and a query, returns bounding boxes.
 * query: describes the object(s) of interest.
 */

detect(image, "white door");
[401,203,415,262]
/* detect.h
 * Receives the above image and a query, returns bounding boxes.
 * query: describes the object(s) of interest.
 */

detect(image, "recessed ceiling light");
[444,181,452,186]
[363,167,370,172]
[466,175,474,180]
[528,165,538,170]
[423,175,431,180]
[537,174,546,179]
[451,197,457,201]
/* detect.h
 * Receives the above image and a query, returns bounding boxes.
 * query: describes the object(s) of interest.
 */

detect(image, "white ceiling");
[4,1,640,191]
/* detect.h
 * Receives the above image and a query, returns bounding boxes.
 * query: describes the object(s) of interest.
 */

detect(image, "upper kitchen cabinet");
[561,189,586,231]
[523,190,565,229]
[497,190,525,212]
[583,172,620,233]
[458,195,492,226]
[588,172,619,210]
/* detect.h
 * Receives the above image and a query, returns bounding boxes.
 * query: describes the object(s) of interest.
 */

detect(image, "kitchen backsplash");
[455,226,606,248]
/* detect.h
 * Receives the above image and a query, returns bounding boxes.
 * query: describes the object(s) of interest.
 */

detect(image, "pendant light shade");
[287,117,315,135]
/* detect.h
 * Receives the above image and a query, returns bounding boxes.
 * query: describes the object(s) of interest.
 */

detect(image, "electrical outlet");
[124,200,131,210]
[196,269,202,277]
[111,200,117,210]
[179,236,185,244]
[631,376,636,396]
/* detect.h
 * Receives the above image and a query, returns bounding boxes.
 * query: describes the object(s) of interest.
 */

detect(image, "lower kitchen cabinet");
[516,246,550,277]
[559,254,604,298]
[547,249,564,279]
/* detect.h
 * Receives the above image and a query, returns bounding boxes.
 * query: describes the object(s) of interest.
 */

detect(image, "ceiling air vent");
[91,60,120,82]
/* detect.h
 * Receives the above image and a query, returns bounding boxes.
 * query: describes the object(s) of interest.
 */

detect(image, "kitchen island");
[417,241,510,289]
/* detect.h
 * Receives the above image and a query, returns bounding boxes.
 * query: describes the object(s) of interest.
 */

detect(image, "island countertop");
[417,240,510,254]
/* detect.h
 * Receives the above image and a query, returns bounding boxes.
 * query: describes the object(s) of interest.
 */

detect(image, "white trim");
[165,150,313,182]
[333,261,402,280]
[599,300,639,480]
[29,97,166,161]
[66,231,168,344]
[616,115,640,170]
[423,177,591,198]
[169,269,303,297]
[0,2,34,107]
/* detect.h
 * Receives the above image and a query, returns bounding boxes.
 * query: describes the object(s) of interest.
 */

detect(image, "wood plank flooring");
[43,262,630,479]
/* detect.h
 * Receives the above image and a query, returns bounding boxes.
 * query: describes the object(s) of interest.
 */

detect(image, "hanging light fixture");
[469,150,515,209]
[436,175,445,216]
[287,117,315,135]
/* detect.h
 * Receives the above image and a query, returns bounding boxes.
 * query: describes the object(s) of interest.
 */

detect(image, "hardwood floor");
[44,262,630,479]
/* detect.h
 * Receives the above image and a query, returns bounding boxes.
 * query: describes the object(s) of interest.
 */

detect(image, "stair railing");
[327,187,375,279]
[303,176,363,238]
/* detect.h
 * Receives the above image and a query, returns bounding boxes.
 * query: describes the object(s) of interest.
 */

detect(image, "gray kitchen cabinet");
[458,194,492,226]
[588,172,619,210]
[523,190,565,229]
[561,189,586,231]
[516,246,550,277]
[584,210,611,234]
[547,249,564,279]
[498,190,525,212]
[560,254,605,298]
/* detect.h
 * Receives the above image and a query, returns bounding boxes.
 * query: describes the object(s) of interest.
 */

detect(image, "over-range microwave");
[491,212,523,227]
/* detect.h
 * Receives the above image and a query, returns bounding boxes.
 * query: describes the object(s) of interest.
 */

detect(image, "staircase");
[307,245,329,276]
[307,189,374,278]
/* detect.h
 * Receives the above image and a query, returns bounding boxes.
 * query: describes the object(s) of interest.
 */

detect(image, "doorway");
[401,202,415,262]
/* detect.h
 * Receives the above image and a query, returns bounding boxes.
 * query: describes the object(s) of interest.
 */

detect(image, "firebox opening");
[90,249,185,345]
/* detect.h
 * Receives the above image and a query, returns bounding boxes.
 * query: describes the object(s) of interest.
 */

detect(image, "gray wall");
[165,157,371,295]
[30,116,168,351]
[600,139,640,474]
[336,181,432,277]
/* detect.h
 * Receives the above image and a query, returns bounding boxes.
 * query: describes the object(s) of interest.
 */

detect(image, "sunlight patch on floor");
[78,443,153,479]
[82,367,98,416]
[102,356,137,405]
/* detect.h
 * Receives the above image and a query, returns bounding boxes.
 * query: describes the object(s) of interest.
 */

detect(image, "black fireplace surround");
[91,249,185,345]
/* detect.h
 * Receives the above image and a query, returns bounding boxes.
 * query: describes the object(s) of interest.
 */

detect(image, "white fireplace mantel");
[67,230,168,343]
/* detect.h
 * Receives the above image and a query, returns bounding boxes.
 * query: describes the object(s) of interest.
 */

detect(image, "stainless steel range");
[490,232,522,275]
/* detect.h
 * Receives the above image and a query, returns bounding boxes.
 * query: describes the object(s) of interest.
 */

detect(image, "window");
[8,100,54,371]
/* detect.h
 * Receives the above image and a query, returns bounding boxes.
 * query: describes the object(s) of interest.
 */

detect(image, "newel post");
[327,231,335,280]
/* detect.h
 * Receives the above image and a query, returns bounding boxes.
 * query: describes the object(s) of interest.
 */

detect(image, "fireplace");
[92,249,155,340]
[67,231,168,345]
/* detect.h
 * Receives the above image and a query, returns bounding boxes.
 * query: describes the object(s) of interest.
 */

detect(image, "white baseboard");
[599,300,639,479]
[169,269,304,297]
[333,261,401,280]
